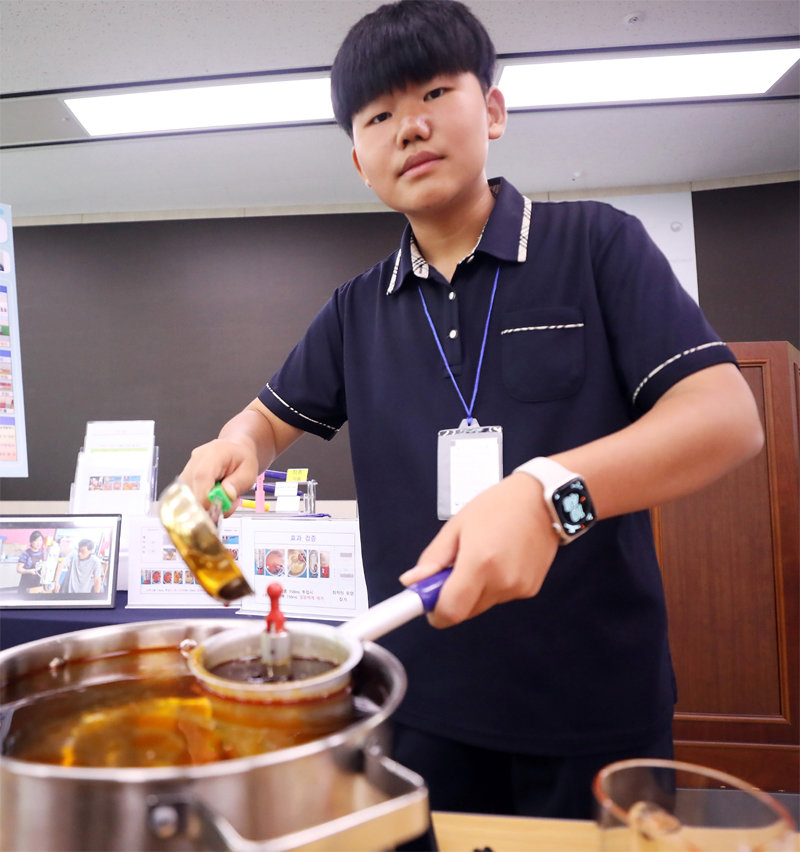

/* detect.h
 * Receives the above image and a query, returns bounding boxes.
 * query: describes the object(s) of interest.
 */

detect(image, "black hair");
[29,530,43,545]
[78,538,95,552]
[331,0,496,136]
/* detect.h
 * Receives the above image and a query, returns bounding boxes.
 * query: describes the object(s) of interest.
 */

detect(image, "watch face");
[552,478,596,537]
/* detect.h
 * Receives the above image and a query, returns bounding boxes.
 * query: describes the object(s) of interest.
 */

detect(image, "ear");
[352,147,372,188]
[486,86,507,140]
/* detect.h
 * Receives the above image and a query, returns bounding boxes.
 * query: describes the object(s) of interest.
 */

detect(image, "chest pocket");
[501,307,585,402]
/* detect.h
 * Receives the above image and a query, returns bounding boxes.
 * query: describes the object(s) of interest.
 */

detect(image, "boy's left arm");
[404,362,764,627]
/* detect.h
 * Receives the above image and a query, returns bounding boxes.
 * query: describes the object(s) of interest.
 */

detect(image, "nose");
[396,110,431,148]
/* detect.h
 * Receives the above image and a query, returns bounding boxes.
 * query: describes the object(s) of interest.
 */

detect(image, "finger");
[218,477,241,502]
[179,451,221,504]
[223,458,261,497]
[399,522,460,586]
[427,557,486,628]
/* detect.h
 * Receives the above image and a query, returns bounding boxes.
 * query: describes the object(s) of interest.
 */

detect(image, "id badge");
[437,419,503,520]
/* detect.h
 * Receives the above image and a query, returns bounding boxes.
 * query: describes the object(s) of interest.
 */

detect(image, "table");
[431,812,800,852]
[432,812,598,851]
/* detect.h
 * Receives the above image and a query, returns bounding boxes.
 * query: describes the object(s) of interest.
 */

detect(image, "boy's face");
[350,72,506,219]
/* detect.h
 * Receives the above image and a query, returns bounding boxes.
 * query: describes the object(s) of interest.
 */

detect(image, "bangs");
[331,0,495,134]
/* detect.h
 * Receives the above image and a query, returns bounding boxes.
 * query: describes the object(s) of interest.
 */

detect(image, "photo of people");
[62,538,105,594]
[0,515,120,608]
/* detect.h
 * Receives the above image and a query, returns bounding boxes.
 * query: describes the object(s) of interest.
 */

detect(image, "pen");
[240,498,270,510]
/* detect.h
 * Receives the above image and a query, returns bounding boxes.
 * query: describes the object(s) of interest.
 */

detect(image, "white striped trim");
[386,183,531,294]
[386,249,403,294]
[410,235,430,278]
[518,195,532,262]
[631,341,728,405]
[501,322,584,335]
[264,383,339,435]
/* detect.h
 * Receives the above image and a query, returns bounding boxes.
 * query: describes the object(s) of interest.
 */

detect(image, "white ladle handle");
[337,569,452,642]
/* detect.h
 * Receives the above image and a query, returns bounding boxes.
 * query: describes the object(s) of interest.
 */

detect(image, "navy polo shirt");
[259,178,736,755]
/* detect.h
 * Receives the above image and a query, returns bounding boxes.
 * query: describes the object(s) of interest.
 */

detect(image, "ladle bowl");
[185,620,360,703]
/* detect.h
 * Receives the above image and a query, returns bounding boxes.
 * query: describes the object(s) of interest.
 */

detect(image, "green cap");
[208,483,233,514]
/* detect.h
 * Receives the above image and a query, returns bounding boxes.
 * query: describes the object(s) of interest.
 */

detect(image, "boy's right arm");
[179,398,304,511]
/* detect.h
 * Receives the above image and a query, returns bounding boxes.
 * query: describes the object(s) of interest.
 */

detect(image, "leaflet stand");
[150,445,160,505]
[69,421,159,590]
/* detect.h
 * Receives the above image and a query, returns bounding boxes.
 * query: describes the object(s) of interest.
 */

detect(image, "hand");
[400,473,560,628]
[179,438,261,515]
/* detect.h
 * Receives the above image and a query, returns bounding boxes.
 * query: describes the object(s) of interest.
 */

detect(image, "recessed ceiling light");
[499,47,800,109]
[64,76,333,136]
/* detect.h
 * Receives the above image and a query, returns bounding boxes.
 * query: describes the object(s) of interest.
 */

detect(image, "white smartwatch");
[514,457,597,544]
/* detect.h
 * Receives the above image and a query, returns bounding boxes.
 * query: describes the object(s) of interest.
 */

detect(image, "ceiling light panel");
[64,76,333,136]
[499,46,800,109]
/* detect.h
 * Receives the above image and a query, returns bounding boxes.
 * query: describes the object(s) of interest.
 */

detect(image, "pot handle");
[144,747,429,851]
[337,568,452,643]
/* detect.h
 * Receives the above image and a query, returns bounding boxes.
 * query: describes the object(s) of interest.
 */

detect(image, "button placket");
[445,284,462,367]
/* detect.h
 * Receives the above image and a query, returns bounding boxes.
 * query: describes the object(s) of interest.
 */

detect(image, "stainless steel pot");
[0,619,429,852]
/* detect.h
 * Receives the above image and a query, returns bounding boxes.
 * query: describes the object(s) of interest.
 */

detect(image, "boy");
[63,539,104,594]
[180,0,763,825]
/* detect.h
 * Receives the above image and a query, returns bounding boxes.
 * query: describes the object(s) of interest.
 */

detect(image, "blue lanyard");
[418,265,500,426]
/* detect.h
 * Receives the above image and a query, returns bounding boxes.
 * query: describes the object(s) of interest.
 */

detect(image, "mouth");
[399,151,442,177]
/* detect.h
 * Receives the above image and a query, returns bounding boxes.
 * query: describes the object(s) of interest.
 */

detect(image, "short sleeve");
[590,206,736,414]
[258,291,348,440]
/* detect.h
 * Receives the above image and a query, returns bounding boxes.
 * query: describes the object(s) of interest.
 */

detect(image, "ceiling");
[1,0,799,222]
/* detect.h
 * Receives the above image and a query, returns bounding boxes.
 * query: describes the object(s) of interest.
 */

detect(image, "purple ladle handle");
[408,567,453,612]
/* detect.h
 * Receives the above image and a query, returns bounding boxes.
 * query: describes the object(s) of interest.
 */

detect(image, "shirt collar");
[386,177,533,295]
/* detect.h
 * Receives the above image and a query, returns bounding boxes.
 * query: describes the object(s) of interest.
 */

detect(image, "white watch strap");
[513,457,578,493]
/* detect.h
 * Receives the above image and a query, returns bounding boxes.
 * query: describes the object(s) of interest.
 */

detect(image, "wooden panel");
[652,341,800,793]
[674,742,800,794]
[655,360,781,716]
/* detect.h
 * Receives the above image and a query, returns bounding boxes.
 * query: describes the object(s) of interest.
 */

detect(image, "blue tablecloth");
[0,591,255,650]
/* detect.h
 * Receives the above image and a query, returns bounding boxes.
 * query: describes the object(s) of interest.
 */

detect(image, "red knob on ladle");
[261,582,291,682]
[266,582,286,633]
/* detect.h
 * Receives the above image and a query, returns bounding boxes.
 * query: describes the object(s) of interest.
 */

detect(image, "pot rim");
[0,618,406,783]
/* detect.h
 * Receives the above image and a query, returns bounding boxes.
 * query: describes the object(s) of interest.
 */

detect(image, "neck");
[407,180,495,282]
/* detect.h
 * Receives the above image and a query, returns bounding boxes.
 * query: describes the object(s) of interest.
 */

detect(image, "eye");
[368,111,391,125]
[424,87,447,101]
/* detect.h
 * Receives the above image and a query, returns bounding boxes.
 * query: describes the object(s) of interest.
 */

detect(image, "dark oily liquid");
[1,647,354,769]
[210,655,335,684]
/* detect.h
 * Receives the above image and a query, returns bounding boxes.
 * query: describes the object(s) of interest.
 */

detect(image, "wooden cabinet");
[651,341,799,793]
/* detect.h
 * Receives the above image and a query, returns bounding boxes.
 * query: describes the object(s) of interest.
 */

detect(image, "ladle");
[187,568,453,699]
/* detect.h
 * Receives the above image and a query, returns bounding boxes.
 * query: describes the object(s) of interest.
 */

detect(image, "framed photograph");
[0,514,121,609]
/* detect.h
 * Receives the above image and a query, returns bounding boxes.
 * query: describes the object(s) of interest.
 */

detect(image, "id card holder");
[437,419,503,520]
